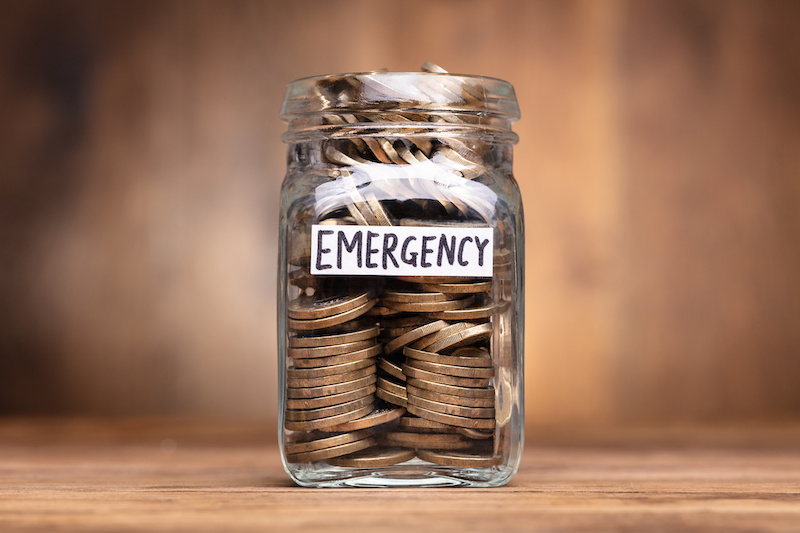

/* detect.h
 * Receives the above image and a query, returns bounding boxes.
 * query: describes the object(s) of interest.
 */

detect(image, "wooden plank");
[0,419,799,532]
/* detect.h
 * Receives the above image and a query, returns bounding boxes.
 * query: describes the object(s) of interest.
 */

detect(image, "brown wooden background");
[1,0,799,429]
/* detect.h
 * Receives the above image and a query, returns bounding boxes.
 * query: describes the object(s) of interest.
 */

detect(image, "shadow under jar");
[277,65,524,487]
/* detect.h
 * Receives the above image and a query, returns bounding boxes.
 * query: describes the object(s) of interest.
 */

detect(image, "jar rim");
[280,70,521,121]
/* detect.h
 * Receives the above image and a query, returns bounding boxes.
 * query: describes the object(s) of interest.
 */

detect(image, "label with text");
[310,225,494,277]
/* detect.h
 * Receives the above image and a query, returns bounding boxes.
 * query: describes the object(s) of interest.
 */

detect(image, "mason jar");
[277,65,524,487]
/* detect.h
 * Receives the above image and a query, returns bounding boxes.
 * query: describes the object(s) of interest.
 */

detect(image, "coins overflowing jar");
[278,64,524,487]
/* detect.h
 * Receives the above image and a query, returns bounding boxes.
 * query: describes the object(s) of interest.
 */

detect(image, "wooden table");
[1,419,798,532]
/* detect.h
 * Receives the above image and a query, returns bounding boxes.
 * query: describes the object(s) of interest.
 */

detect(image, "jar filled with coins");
[277,64,524,487]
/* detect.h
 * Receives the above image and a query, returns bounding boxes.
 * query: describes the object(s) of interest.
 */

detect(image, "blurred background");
[1,0,799,432]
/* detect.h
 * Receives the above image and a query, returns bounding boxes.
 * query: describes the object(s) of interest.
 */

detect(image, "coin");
[286,363,376,388]
[326,406,405,432]
[284,404,375,431]
[286,384,376,410]
[377,358,406,382]
[411,322,475,350]
[287,357,376,379]
[407,383,494,408]
[286,394,375,422]
[457,428,495,440]
[288,339,377,359]
[407,404,495,430]
[425,299,504,321]
[402,365,491,388]
[290,344,382,368]
[423,323,493,353]
[288,299,377,331]
[366,305,404,317]
[384,296,474,313]
[382,290,460,303]
[287,374,377,399]
[285,429,372,455]
[408,394,495,419]
[419,281,492,294]
[377,376,407,398]
[406,377,494,399]
[397,416,455,433]
[384,320,449,355]
[404,358,495,379]
[404,346,493,368]
[376,384,407,408]
[380,432,471,450]
[286,435,376,463]
[288,291,372,320]
[326,446,415,467]
[416,450,502,467]
[289,326,380,348]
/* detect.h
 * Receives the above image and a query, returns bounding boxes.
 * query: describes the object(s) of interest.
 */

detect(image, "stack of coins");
[282,64,514,468]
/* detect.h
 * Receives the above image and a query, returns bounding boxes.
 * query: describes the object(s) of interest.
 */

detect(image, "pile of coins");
[283,64,513,469]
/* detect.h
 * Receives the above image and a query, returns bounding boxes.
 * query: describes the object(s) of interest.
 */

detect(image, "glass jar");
[277,65,524,487]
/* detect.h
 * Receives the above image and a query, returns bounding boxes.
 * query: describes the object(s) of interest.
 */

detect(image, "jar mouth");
[281,70,520,142]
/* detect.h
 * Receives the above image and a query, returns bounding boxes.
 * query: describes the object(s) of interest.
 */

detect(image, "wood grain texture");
[0,0,799,426]
[0,419,799,532]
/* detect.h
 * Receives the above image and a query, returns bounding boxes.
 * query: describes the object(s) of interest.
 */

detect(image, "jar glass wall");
[277,67,524,487]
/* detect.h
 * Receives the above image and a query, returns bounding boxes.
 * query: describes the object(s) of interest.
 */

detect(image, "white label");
[310,225,493,277]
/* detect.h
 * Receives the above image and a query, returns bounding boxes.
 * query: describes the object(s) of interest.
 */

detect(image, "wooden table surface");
[1,419,799,532]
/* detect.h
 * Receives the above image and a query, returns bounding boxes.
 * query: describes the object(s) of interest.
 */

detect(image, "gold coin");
[407,383,494,408]
[411,322,475,350]
[287,357,376,380]
[457,428,494,440]
[286,394,375,422]
[285,429,372,455]
[378,358,406,382]
[366,305,404,317]
[423,323,493,353]
[286,363,376,388]
[290,344,381,368]
[419,281,492,294]
[376,386,407,408]
[326,446,415,467]
[377,376,407,398]
[284,404,375,432]
[285,436,376,463]
[416,450,502,467]
[384,296,474,313]
[288,299,377,331]
[397,416,456,433]
[382,290,459,303]
[404,346,493,368]
[288,339,377,358]
[450,346,490,358]
[286,384,375,410]
[402,365,491,388]
[287,374,377,399]
[384,320,449,355]
[406,377,494,399]
[326,406,406,432]
[408,394,495,419]
[384,325,417,337]
[426,299,504,321]
[380,432,471,450]
[404,358,495,379]
[287,291,372,320]
[407,404,495,430]
[289,326,380,348]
